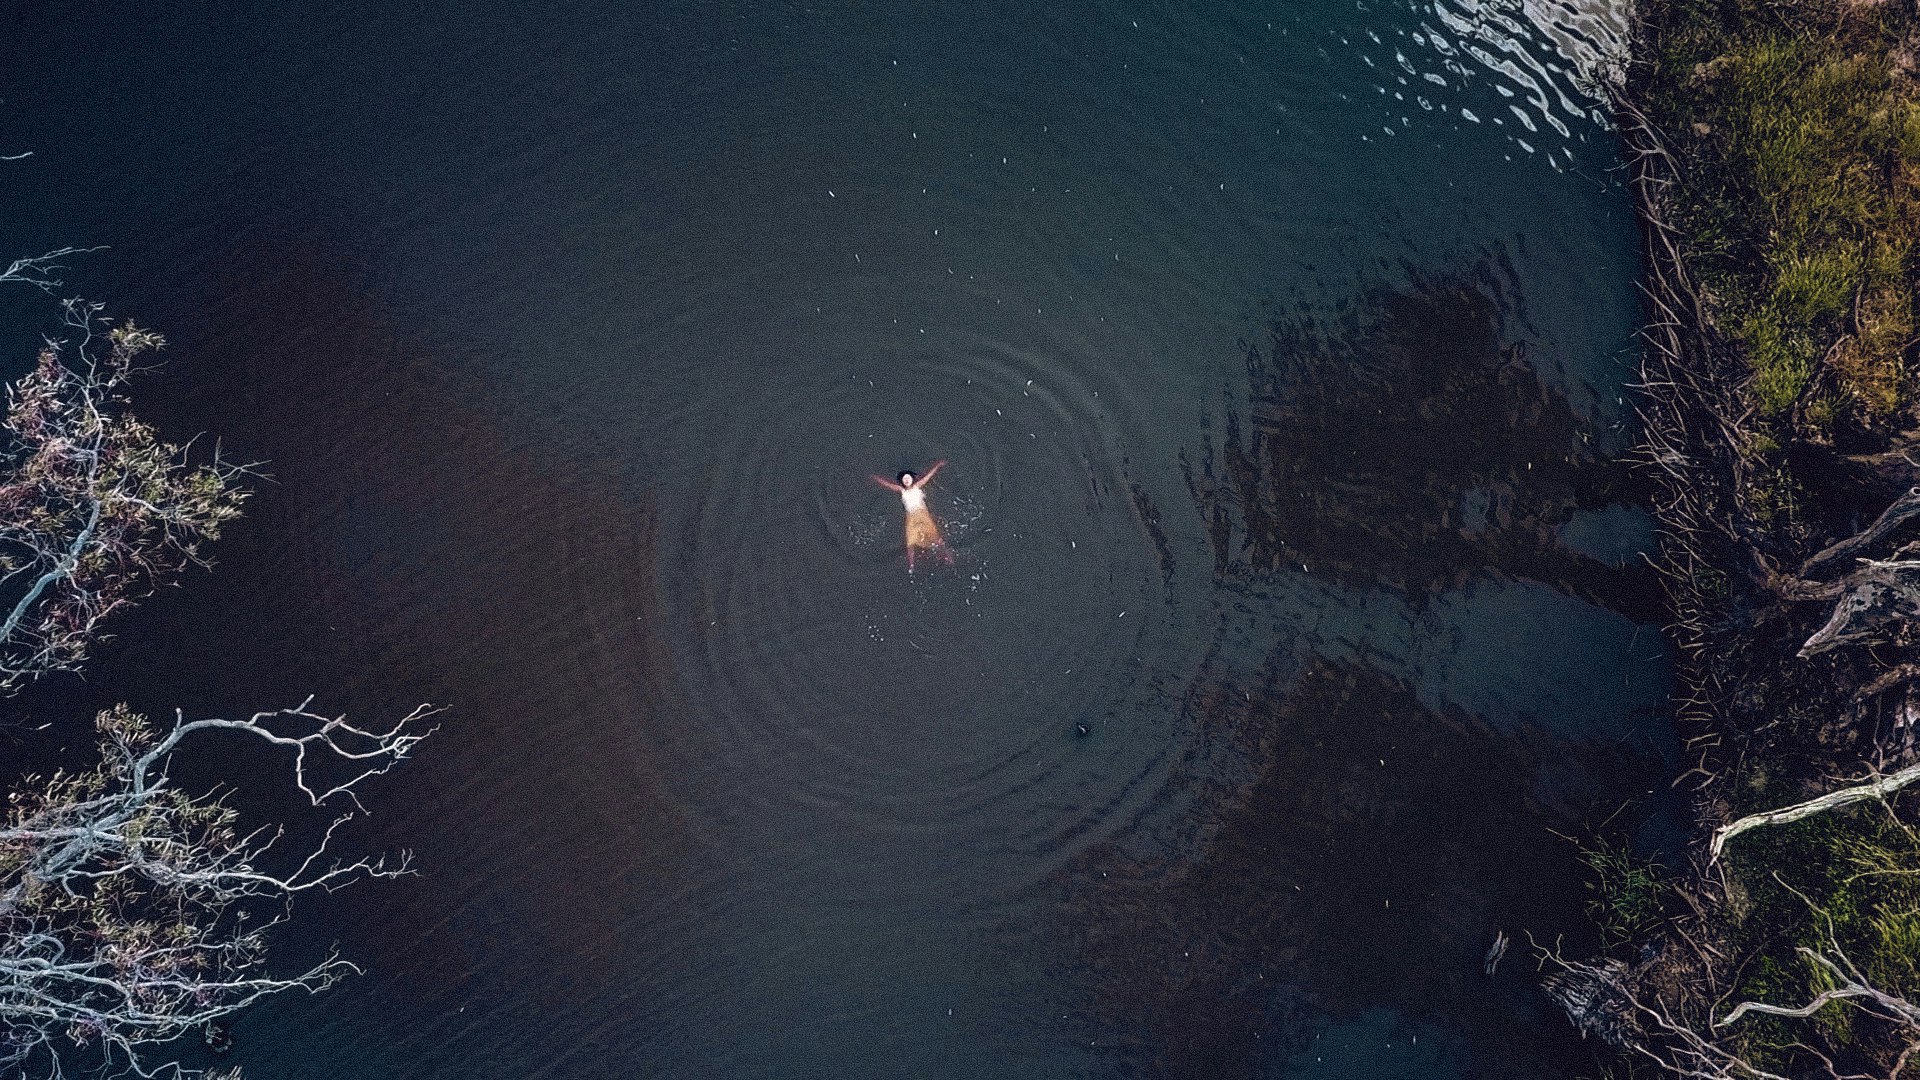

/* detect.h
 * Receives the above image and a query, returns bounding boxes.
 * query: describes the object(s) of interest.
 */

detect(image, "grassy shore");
[1565,0,1920,1074]
[1641,0,1920,437]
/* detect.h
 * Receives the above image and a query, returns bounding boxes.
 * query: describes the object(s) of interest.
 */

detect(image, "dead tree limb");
[1800,560,1920,657]
[1802,488,1920,578]
[1710,763,1920,861]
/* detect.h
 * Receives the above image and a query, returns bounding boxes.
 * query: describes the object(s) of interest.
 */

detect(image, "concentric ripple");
[661,333,1173,848]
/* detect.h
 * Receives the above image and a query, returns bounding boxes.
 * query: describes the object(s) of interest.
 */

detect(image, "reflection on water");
[1331,0,1628,163]
[1186,268,1659,622]
[1061,274,1671,1077]
[1062,659,1652,1079]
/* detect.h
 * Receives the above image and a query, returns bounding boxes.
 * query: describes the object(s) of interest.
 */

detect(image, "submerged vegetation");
[1572,834,1671,950]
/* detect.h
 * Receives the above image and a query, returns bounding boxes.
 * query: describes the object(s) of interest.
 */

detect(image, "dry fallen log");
[1802,487,1920,578]
[1799,559,1920,657]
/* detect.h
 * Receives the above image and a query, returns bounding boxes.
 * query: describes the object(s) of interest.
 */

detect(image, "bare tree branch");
[0,700,438,1078]
[0,249,105,294]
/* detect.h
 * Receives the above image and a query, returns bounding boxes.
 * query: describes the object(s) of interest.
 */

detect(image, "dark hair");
[898,471,916,486]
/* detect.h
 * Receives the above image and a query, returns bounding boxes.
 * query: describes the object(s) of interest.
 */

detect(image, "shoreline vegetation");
[1547,0,1920,1074]
[0,293,433,1077]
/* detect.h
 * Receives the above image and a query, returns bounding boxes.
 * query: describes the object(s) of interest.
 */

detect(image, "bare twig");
[0,247,104,294]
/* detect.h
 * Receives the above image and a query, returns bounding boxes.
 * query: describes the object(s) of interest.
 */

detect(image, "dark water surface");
[2,1,1668,1077]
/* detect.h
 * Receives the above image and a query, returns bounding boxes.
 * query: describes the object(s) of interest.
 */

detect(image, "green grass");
[1573,835,1671,948]
[1645,0,1920,431]
[1721,805,1920,1068]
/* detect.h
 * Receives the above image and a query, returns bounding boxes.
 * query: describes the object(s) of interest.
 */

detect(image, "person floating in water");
[873,460,952,573]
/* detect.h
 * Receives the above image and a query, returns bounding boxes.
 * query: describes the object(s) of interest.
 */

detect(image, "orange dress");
[901,486,949,569]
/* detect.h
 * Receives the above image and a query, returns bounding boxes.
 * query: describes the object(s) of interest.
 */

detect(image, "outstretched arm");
[871,474,904,492]
[919,460,946,485]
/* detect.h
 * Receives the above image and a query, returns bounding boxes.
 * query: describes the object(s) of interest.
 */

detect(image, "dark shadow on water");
[1059,658,1645,1079]
[1185,270,1661,622]
[1059,269,1672,1079]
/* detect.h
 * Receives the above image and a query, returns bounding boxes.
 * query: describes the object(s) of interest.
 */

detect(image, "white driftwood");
[1710,762,1920,862]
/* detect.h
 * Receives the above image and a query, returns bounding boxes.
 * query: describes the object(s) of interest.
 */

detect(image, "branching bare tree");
[0,300,249,693]
[0,698,438,1078]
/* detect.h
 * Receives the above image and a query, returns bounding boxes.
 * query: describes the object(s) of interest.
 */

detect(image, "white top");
[900,486,927,512]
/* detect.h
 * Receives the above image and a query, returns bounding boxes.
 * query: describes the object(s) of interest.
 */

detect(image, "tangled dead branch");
[0,699,438,1078]
[1542,950,1793,1080]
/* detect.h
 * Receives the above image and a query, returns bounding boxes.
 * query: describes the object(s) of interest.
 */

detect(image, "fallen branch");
[1716,884,1920,1058]
[1540,948,1793,1080]
[1802,487,1920,578]
[1710,762,1920,861]
[1799,559,1920,657]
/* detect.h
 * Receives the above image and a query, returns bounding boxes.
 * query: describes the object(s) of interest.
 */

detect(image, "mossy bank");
[1556,0,1920,1074]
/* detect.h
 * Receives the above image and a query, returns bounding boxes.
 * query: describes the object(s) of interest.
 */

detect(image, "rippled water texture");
[0,0,1660,1077]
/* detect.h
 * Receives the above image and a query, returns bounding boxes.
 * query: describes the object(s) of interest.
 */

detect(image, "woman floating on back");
[873,460,952,573]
